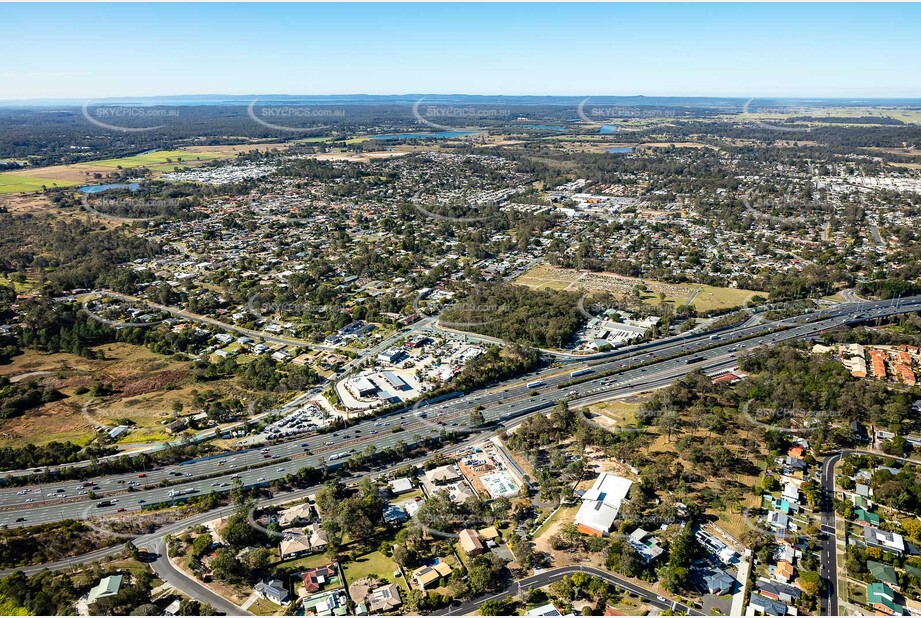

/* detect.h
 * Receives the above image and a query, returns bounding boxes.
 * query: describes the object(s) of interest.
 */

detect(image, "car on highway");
[256,477,266,482]
[117,507,126,512]
[15,517,25,522]
[138,473,146,478]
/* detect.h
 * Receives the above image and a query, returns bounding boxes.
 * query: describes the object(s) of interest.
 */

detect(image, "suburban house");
[868,560,900,590]
[459,529,485,557]
[864,526,906,556]
[757,579,802,604]
[747,594,788,616]
[388,477,414,495]
[703,569,735,595]
[278,503,316,527]
[627,528,664,563]
[86,575,123,606]
[301,564,339,595]
[280,522,329,560]
[424,465,463,486]
[254,578,290,605]
[854,507,882,527]
[573,473,633,536]
[383,504,409,525]
[774,560,795,584]
[367,583,402,613]
[412,561,453,589]
[767,511,790,530]
[867,582,904,616]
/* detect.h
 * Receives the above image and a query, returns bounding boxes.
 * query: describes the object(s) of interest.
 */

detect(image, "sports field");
[514,263,758,312]
[0,173,78,194]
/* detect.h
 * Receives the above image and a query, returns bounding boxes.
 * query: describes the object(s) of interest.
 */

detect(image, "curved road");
[432,565,701,616]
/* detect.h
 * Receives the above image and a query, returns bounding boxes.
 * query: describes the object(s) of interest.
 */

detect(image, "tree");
[479,598,515,616]
[467,554,508,596]
[210,548,242,583]
[469,409,485,427]
[242,547,271,571]
[799,570,822,597]
[191,533,212,560]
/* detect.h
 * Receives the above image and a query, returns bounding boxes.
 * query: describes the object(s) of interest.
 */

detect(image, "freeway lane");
[1,297,920,529]
[431,565,701,616]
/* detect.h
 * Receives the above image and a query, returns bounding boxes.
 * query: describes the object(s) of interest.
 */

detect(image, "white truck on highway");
[168,488,197,498]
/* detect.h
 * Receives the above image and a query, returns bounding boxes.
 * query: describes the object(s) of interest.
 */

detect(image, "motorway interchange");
[1,296,920,534]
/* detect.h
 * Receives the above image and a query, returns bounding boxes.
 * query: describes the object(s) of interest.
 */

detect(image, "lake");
[607,147,633,154]
[78,183,141,194]
[599,125,619,134]
[371,131,476,140]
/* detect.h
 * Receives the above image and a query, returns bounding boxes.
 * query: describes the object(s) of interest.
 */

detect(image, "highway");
[1,295,919,531]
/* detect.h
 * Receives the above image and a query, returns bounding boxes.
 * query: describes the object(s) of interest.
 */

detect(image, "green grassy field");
[0,173,78,194]
[91,150,225,168]
[342,549,407,591]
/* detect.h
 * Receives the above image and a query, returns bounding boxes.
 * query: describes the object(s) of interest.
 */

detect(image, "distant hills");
[2,94,921,108]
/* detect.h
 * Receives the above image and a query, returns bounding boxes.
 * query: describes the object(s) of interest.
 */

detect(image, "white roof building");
[527,604,574,617]
[574,473,633,536]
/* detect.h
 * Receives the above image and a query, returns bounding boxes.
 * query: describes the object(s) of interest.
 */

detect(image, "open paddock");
[514,264,757,312]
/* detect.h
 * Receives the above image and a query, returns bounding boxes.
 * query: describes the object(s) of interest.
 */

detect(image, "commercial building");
[573,473,633,536]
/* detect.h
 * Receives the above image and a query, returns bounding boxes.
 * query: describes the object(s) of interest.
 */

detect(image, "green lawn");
[342,550,407,592]
[90,150,225,168]
[273,552,332,572]
[0,173,78,194]
[248,598,283,616]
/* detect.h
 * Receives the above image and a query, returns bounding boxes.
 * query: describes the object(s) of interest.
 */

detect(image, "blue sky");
[1,3,919,100]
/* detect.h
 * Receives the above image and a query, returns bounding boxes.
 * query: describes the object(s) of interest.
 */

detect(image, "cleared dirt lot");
[514,263,757,312]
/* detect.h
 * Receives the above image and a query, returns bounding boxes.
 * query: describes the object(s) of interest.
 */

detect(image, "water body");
[78,183,141,193]
[371,131,476,140]
[599,125,619,134]
[607,147,633,154]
